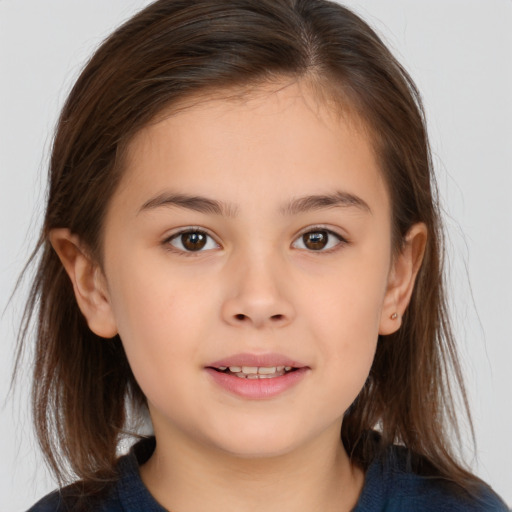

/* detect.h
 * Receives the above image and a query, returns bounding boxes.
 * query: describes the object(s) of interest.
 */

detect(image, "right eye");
[167,229,219,253]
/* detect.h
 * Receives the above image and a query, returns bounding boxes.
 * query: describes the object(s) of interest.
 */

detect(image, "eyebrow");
[280,191,371,216]
[139,190,371,217]
[140,193,239,217]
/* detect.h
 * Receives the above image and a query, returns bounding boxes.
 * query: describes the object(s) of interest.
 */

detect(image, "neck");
[140,423,364,512]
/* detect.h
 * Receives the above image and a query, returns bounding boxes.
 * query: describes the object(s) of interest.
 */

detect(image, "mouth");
[205,353,308,399]
[208,365,298,379]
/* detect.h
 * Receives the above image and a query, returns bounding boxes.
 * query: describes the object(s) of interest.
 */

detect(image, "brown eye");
[168,230,218,252]
[292,228,345,252]
[182,232,206,250]
[302,231,329,250]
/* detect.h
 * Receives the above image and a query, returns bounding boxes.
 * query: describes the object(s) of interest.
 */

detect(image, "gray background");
[1,1,511,510]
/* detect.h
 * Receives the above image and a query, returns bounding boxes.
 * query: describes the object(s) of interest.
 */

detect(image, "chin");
[204,421,316,460]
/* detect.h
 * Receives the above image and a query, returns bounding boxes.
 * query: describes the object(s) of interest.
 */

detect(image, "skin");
[51,80,426,512]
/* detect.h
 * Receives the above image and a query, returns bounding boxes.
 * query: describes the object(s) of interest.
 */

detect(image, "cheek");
[306,251,389,341]
[300,249,389,402]
[312,299,379,418]
[109,248,208,331]
[105,258,211,391]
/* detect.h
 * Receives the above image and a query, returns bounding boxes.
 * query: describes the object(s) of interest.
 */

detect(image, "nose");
[221,252,296,329]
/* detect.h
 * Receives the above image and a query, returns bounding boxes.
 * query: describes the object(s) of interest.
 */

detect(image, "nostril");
[231,313,287,324]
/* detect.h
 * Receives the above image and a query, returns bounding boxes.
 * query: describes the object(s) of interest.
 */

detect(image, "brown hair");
[17,0,479,498]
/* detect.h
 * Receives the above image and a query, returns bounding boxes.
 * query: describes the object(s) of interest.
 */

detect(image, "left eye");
[292,229,344,251]
[167,230,219,252]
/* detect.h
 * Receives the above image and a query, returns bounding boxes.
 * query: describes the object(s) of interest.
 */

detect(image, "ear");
[49,228,118,338]
[379,223,427,335]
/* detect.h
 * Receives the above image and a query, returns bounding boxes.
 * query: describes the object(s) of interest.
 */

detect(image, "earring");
[390,312,398,320]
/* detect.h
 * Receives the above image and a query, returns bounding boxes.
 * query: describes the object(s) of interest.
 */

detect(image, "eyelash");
[292,226,348,253]
[163,226,348,255]
[164,227,219,256]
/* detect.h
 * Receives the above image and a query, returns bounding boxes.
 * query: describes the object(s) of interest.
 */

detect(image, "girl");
[16,0,508,510]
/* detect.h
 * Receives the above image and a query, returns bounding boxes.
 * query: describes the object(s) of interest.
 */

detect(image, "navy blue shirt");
[28,437,508,511]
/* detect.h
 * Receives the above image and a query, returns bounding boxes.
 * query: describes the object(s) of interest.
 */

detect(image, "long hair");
[16,0,477,496]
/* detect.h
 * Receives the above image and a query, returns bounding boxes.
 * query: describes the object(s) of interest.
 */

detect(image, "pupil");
[304,231,328,250]
[182,232,206,251]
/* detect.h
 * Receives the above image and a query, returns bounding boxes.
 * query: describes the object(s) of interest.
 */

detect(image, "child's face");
[94,81,407,457]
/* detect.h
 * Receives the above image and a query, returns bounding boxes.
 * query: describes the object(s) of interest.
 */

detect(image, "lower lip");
[205,368,309,399]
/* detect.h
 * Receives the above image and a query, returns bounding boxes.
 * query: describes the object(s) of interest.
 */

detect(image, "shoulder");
[26,437,160,512]
[25,484,123,512]
[26,490,65,512]
[354,443,509,512]
[385,453,508,512]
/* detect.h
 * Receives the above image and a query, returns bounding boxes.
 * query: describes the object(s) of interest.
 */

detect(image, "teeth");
[223,366,295,373]
[221,365,295,379]
[228,365,285,375]
[258,367,277,375]
[242,366,258,374]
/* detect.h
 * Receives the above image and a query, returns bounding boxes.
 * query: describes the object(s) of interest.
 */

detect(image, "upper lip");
[207,352,307,369]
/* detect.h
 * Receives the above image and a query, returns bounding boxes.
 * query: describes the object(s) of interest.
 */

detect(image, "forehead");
[115,79,388,217]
